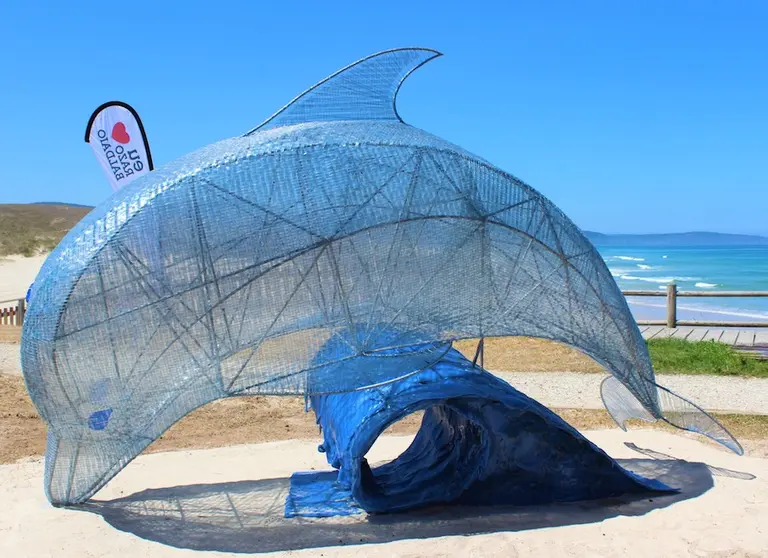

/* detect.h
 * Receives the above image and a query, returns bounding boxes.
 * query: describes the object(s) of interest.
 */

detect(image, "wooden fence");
[0,298,26,327]
[624,285,768,328]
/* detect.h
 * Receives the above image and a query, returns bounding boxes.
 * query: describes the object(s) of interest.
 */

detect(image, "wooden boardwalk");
[640,325,768,347]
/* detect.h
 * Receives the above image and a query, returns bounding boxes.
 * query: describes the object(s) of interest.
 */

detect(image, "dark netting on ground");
[21,48,741,507]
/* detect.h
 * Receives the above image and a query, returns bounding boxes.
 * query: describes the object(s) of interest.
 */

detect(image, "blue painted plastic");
[286,333,672,517]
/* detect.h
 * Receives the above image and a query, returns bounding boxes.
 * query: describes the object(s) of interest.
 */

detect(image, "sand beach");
[1,431,767,557]
[0,254,46,302]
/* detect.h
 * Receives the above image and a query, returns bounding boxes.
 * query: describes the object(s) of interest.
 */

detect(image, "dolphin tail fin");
[601,375,743,455]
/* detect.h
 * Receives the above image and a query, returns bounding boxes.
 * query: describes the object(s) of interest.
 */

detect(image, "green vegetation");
[647,338,768,378]
[0,204,91,256]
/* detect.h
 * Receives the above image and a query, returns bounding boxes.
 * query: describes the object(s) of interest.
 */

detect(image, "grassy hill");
[0,204,92,256]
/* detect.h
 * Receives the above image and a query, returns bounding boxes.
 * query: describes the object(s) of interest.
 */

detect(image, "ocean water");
[597,246,768,323]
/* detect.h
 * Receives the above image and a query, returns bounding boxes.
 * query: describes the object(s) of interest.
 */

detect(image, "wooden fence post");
[17,298,25,326]
[666,283,677,328]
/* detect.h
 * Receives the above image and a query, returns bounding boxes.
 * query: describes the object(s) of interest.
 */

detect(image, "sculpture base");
[286,346,675,518]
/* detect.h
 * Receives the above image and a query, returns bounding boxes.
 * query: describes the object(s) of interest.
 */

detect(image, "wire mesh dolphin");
[21,47,741,506]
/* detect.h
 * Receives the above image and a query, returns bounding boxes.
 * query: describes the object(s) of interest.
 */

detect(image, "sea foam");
[608,267,636,277]
[620,275,700,284]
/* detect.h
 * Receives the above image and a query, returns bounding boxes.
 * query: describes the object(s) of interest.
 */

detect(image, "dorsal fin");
[245,47,441,135]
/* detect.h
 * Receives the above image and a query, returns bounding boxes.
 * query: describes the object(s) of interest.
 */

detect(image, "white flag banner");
[85,101,154,191]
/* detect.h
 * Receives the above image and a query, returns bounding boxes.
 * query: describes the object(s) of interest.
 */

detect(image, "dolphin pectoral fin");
[246,47,442,134]
[44,431,153,506]
[600,376,743,455]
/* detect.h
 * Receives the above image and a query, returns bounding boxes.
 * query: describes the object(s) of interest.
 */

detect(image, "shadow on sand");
[624,443,757,480]
[75,458,718,554]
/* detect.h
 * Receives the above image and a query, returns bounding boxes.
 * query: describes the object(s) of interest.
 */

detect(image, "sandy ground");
[1,430,766,557]
[0,341,19,374]
[0,254,47,301]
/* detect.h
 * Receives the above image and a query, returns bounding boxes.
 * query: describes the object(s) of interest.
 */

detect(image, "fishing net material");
[21,48,740,507]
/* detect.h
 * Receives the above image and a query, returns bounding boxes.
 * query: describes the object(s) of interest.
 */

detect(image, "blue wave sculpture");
[21,48,740,508]
[286,328,673,517]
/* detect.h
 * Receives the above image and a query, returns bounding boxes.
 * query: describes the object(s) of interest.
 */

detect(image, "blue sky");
[1,1,766,234]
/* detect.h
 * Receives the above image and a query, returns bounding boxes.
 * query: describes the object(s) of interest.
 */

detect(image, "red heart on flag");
[111,122,131,144]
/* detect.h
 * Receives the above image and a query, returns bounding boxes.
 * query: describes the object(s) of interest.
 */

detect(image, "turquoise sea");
[597,246,768,323]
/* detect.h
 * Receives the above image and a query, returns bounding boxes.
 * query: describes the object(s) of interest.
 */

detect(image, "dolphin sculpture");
[22,48,740,507]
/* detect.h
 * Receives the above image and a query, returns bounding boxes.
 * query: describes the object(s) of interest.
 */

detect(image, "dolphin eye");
[88,409,113,431]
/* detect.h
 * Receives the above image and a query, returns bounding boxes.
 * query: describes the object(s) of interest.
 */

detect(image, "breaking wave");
[619,275,700,284]
[610,256,645,262]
